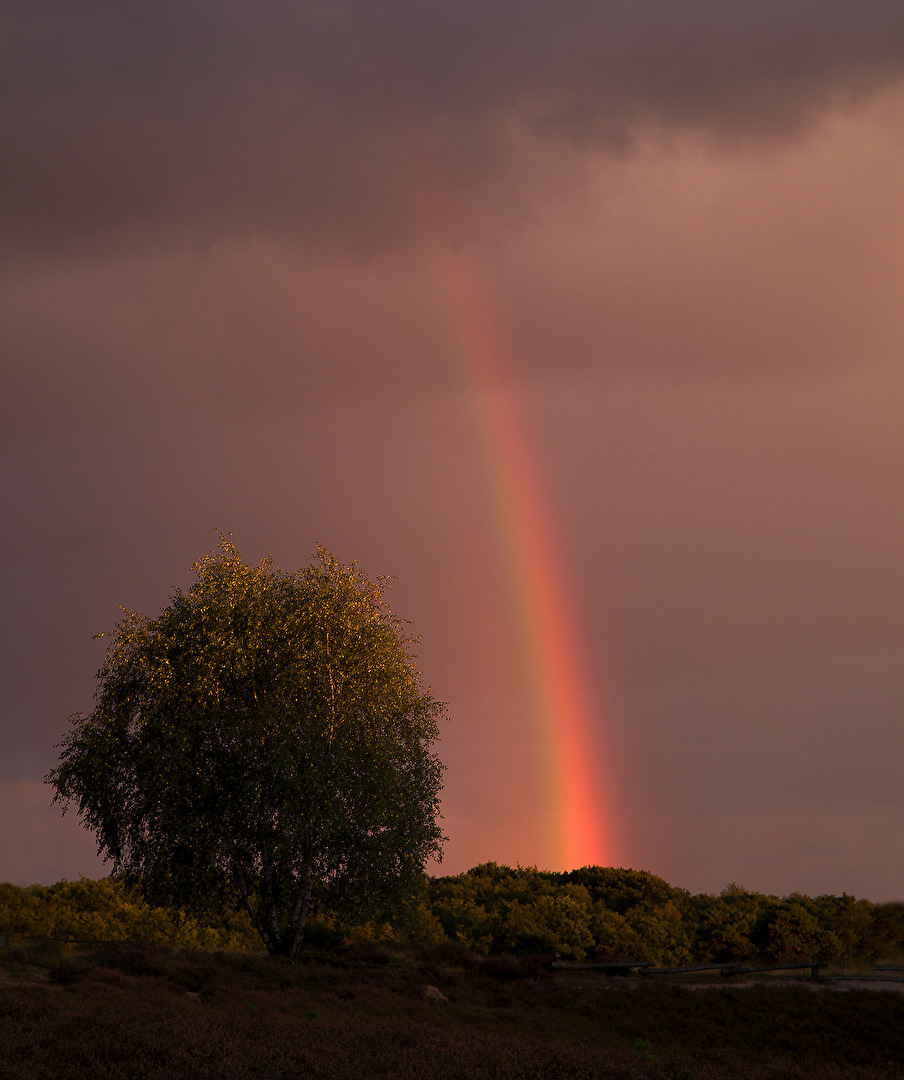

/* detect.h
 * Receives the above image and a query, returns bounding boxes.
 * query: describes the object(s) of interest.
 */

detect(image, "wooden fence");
[551,958,904,983]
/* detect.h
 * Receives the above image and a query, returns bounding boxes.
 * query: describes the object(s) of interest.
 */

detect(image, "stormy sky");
[2,0,902,899]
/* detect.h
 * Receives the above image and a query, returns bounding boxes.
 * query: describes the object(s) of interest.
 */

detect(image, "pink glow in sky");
[1,1,902,899]
[420,201,613,869]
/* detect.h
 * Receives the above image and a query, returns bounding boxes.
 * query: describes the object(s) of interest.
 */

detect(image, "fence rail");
[643,960,826,981]
[551,959,653,974]
[551,958,904,983]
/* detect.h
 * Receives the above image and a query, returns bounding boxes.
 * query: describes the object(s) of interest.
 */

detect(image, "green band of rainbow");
[412,170,612,870]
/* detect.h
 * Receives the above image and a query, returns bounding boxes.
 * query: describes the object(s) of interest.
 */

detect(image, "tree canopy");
[48,538,446,958]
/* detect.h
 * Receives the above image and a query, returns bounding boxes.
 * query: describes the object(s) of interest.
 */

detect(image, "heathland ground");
[2,939,904,1079]
[2,865,903,1078]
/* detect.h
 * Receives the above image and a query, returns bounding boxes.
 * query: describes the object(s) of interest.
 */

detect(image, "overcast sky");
[2,0,902,900]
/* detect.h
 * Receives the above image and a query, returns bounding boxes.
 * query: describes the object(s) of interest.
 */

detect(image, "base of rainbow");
[412,170,613,869]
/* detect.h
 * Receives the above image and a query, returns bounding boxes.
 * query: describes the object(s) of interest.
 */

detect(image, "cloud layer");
[4,0,903,254]
[2,2,902,897]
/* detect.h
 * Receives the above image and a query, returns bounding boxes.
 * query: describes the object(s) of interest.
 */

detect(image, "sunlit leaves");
[48,537,446,958]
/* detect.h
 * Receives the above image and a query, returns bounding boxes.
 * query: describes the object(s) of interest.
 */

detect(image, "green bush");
[4,867,902,967]
[0,877,258,950]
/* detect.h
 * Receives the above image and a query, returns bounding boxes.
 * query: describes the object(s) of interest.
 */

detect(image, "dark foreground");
[1,942,903,1079]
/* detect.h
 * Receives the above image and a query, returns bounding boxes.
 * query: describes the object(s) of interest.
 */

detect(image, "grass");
[1,940,903,1079]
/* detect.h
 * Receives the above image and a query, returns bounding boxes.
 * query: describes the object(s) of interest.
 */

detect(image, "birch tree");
[48,538,445,958]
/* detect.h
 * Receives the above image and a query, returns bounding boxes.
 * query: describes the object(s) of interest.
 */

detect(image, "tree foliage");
[48,538,446,958]
[0,878,258,950]
[3,867,902,967]
[420,865,904,965]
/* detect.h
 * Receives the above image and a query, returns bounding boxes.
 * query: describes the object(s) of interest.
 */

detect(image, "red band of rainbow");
[412,166,613,870]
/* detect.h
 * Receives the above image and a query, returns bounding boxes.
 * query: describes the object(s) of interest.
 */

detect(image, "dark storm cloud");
[2,0,902,254]
[2,1,902,899]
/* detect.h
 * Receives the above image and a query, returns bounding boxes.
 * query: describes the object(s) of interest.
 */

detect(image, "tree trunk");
[234,865,280,955]
[287,868,314,960]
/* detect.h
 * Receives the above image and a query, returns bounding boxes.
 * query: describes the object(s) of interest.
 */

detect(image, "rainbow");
[412,173,612,871]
